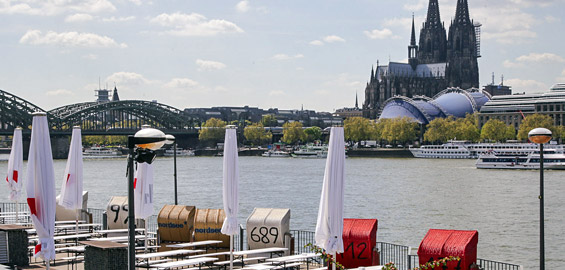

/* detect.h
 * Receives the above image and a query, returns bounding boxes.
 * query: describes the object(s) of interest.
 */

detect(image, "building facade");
[363,0,481,119]
[478,83,565,129]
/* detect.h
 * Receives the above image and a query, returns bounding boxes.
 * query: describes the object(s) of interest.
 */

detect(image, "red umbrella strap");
[27,198,38,216]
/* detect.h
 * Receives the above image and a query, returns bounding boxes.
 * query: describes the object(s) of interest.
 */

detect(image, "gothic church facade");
[363,0,480,119]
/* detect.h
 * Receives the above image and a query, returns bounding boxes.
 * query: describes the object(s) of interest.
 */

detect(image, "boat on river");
[476,149,565,169]
[291,144,328,158]
[409,141,564,159]
[83,146,122,158]
[261,150,290,157]
[164,148,195,157]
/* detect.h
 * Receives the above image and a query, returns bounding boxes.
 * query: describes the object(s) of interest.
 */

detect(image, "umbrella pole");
[15,200,19,224]
[76,209,80,235]
[332,252,336,270]
[230,234,233,270]
[144,219,148,253]
[47,259,50,270]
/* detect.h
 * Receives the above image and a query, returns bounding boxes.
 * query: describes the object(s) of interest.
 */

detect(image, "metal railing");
[1,203,524,270]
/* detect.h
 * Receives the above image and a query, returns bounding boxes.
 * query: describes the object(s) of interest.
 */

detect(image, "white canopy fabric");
[134,162,154,219]
[58,127,84,210]
[315,126,345,255]
[6,128,23,202]
[221,128,239,235]
[26,113,56,261]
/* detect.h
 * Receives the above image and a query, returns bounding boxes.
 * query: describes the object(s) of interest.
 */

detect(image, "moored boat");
[83,146,121,158]
[291,144,328,158]
[164,148,195,157]
[410,141,564,159]
[261,150,290,157]
[476,150,565,169]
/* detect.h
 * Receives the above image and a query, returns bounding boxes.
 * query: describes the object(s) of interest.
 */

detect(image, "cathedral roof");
[375,62,446,80]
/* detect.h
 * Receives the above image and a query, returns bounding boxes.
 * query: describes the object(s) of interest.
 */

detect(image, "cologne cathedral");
[363,0,481,119]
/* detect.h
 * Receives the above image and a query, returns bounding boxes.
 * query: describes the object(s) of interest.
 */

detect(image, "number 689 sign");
[249,226,280,245]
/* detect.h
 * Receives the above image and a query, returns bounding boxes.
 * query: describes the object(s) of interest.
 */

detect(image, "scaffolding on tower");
[474,22,482,58]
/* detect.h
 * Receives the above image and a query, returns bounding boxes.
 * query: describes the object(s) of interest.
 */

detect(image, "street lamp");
[126,127,174,270]
[528,127,552,270]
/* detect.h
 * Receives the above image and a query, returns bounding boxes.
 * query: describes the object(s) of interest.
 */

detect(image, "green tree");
[424,117,456,143]
[344,117,374,142]
[380,117,418,144]
[454,114,480,142]
[198,118,227,144]
[261,114,277,127]
[304,126,322,142]
[505,125,516,141]
[517,114,555,141]
[480,119,509,142]
[244,123,272,146]
[281,122,306,144]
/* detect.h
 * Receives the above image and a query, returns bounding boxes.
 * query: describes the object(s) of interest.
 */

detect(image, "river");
[1,155,564,269]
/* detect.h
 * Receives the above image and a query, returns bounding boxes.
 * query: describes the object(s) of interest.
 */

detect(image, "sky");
[2,0,565,113]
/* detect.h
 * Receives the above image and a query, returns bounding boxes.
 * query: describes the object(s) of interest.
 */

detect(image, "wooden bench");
[150,257,218,270]
[137,259,172,268]
[214,256,268,269]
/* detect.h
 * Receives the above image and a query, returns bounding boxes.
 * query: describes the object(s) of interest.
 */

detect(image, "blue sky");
[2,0,564,112]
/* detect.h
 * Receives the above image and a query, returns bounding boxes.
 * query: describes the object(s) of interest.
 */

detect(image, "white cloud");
[403,0,428,11]
[46,89,73,96]
[128,0,142,6]
[271,54,304,61]
[505,78,547,93]
[309,40,323,46]
[364,28,394,39]
[82,54,98,60]
[20,30,127,48]
[516,52,565,63]
[65,13,94,23]
[106,72,151,86]
[102,16,135,22]
[323,35,345,43]
[0,0,116,16]
[545,15,560,23]
[165,78,199,88]
[149,12,244,36]
[236,1,250,12]
[196,59,227,71]
[502,60,524,68]
[269,90,285,96]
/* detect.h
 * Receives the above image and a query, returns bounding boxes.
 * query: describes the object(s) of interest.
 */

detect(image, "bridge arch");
[0,89,46,130]
[49,100,194,132]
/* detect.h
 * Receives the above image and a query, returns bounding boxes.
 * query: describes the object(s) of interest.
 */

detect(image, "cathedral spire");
[410,13,416,46]
[355,92,359,109]
[454,0,471,25]
[425,0,442,27]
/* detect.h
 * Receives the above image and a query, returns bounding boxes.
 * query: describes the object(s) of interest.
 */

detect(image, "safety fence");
[2,203,523,269]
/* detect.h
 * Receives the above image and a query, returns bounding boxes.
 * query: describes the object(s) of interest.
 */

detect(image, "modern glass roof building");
[478,83,565,129]
[378,88,491,124]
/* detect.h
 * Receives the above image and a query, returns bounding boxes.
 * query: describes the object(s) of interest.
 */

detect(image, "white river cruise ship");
[409,141,564,159]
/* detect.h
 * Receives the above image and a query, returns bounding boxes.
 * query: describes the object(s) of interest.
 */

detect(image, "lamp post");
[126,128,174,270]
[528,127,552,270]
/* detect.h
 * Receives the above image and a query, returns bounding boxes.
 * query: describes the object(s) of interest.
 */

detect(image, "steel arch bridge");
[0,89,46,130]
[0,89,196,134]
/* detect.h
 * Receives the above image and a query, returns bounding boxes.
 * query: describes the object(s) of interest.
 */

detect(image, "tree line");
[343,114,565,145]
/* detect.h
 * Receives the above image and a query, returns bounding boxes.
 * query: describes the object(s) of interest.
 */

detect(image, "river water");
[1,155,564,269]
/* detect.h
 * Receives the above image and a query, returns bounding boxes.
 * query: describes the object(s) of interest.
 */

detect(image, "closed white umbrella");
[134,161,154,251]
[58,126,83,234]
[221,127,239,270]
[26,112,56,267]
[6,127,23,223]
[315,127,346,270]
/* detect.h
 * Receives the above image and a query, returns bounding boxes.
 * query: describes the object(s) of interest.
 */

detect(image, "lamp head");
[528,127,552,144]
[164,134,175,145]
[134,127,166,150]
